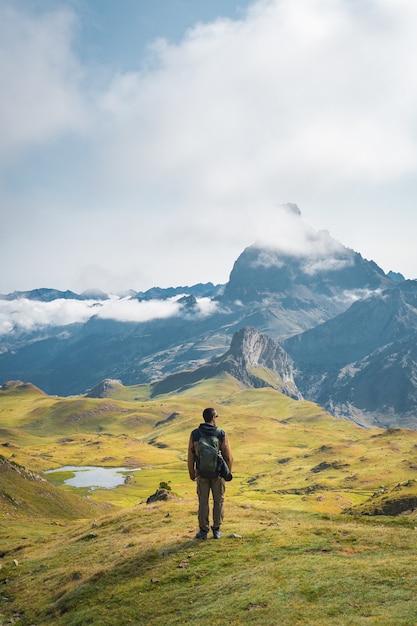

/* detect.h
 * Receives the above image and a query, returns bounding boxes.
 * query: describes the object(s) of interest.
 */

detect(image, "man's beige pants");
[196,476,225,532]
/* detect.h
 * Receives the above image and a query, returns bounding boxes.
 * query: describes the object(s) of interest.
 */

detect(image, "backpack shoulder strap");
[215,427,225,442]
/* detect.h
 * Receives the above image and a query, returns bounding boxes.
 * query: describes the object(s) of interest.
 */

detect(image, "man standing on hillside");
[188,407,233,540]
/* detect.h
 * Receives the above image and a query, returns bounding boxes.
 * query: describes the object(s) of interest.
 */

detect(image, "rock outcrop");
[220,327,302,399]
[86,379,123,398]
[151,327,302,400]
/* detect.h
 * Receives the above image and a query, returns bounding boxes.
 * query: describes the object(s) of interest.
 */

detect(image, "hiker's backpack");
[197,427,221,478]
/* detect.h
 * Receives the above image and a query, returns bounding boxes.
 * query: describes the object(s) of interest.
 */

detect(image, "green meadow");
[2,377,417,625]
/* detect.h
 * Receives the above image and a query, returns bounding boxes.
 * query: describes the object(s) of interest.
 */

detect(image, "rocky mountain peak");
[150,326,302,400]
[222,238,391,304]
[221,327,302,399]
[229,326,286,368]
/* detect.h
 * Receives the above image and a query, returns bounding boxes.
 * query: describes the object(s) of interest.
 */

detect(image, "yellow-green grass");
[1,498,417,625]
[0,462,98,520]
[3,377,417,623]
[2,377,417,514]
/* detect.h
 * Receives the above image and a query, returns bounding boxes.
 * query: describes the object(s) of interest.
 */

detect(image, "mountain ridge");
[283,281,417,428]
[150,326,301,399]
[1,215,416,428]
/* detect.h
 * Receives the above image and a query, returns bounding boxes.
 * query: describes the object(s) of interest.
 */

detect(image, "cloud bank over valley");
[0,295,218,336]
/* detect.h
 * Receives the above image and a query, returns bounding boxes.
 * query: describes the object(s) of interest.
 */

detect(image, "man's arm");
[220,433,233,471]
[187,432,197,480]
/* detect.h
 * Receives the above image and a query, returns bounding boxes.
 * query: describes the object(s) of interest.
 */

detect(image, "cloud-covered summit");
[253,203,349,264]
[0,205,391,336]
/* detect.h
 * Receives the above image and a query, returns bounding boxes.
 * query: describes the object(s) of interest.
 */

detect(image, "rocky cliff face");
[219,239,393,342]
[221,327,301,399]
[284,285,417,365]
[151,327,301,400]
[283,282,417,428]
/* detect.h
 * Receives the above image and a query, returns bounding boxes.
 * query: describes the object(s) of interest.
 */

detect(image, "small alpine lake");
[44,465,142,489]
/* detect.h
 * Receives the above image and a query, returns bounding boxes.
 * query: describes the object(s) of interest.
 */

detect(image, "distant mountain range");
[2,212,416,429]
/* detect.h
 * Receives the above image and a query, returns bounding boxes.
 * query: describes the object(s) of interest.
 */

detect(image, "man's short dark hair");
[203,407,217,422]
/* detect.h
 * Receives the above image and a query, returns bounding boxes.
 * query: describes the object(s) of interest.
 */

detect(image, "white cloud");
[250,204,349,261]
[249,207,355,273]
[85,0,417,284]
[95,0,417,195]
[2,0,417,293]
[192,297,219,317]
[301,257,353,276]
[0,3,86,162]
[0,295,219,336]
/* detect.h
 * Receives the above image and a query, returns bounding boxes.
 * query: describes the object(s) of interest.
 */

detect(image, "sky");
[2,0,417,296]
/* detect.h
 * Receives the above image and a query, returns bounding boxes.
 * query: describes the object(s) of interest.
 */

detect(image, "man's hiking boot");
[195,529,208,540]
[212,526,222,539]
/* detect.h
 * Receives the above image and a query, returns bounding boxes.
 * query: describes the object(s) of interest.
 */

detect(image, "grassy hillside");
[2,499,417,625]
[2,378,417,624]
[0,455,107,558]
[0,456,103,521]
